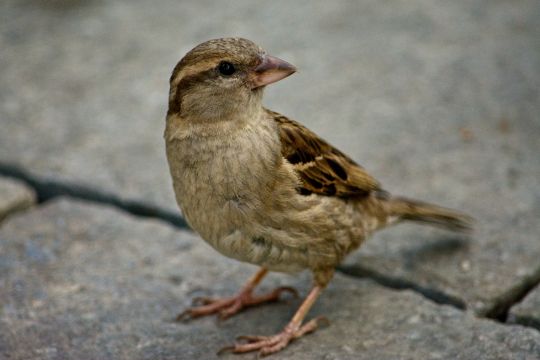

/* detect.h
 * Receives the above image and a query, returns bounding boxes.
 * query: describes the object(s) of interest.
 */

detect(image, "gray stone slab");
[0,176,35,222]
[341,214,540,316]
[1,0,540,318]
[1,199,539,360]
[509,286,540,330]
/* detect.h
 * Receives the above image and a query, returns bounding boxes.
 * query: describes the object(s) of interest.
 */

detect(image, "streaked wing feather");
[268,109,380,198]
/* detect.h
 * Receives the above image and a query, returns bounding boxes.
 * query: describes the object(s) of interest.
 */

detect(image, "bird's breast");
[165,117,282,246]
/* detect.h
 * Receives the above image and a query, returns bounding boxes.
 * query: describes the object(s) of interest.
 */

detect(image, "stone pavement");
[1,0,539,359]
[510,288,540,331]
[1,200,539,360]
[0,177,35,222]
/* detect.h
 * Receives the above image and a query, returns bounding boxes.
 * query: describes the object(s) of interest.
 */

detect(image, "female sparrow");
[164,38,472,356]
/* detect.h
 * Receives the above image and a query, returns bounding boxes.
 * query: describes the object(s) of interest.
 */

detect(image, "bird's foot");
[177,286,298,321]
[218,316,329,356]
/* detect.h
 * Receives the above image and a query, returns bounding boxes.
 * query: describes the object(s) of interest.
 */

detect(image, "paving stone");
[1,0,540,319]
[0,176,35,222]
[509,286,540,330]
[1,199,539,360]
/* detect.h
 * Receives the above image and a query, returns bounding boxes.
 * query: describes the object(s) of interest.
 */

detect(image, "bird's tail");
[383,195,474,233]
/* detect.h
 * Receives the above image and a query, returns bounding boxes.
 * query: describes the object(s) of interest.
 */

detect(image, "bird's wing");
[267,109,381,197]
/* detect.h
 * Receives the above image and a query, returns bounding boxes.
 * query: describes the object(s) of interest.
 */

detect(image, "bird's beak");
[250,55,297,89]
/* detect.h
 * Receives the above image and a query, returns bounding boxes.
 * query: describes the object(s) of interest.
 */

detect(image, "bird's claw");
[177,286,300,322]
[219,316,328,356]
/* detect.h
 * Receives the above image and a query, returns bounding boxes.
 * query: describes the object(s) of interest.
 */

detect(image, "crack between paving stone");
[337,264,467,310]
[482,267,540,324]
[339,263,540,333]
[508,314,540,332]
[2,161,540,332]
[0,162,189,229]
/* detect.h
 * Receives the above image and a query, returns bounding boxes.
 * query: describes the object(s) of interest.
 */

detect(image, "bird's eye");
[218,61,236,76]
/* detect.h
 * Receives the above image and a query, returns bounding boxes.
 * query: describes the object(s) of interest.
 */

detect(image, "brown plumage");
[271,109,380,197]
[164,38,473,356]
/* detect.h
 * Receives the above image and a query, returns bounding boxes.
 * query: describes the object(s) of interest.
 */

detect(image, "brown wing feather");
[267,109,381,198]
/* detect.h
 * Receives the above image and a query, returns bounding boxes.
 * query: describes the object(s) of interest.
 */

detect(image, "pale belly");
[172,162,371,274]
[173,166,315,273]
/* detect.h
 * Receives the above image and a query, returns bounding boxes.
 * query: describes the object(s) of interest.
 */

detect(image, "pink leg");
[177,268,298,321]
[219,284,328,356]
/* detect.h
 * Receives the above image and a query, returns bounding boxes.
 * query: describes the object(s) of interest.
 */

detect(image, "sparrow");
[164,38,473,356]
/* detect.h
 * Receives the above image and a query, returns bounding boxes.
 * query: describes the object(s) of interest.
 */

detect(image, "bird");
[164,37,473,356]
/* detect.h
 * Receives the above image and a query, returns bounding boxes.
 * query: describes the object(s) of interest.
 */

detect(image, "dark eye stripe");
[169,68,217,114]
[176,68,215,92]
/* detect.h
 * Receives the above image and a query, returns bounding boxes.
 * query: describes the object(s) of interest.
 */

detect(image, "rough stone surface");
[1,0,540,327]
[509,286,540,330]
[0,176,35,222]
[1,199,539,360]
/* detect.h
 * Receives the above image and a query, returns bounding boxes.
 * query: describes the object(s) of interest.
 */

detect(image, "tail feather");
[384,196,474,233]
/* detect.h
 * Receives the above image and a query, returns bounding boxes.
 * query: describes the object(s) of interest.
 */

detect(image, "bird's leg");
[220,282,328,356]
[177,268,298,321]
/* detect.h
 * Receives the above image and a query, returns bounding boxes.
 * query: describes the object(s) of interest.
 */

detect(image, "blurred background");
[1,0,538,214]
[1,0,539,358]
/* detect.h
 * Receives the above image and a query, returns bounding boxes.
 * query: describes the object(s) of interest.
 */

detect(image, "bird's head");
[167,38,296,122]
